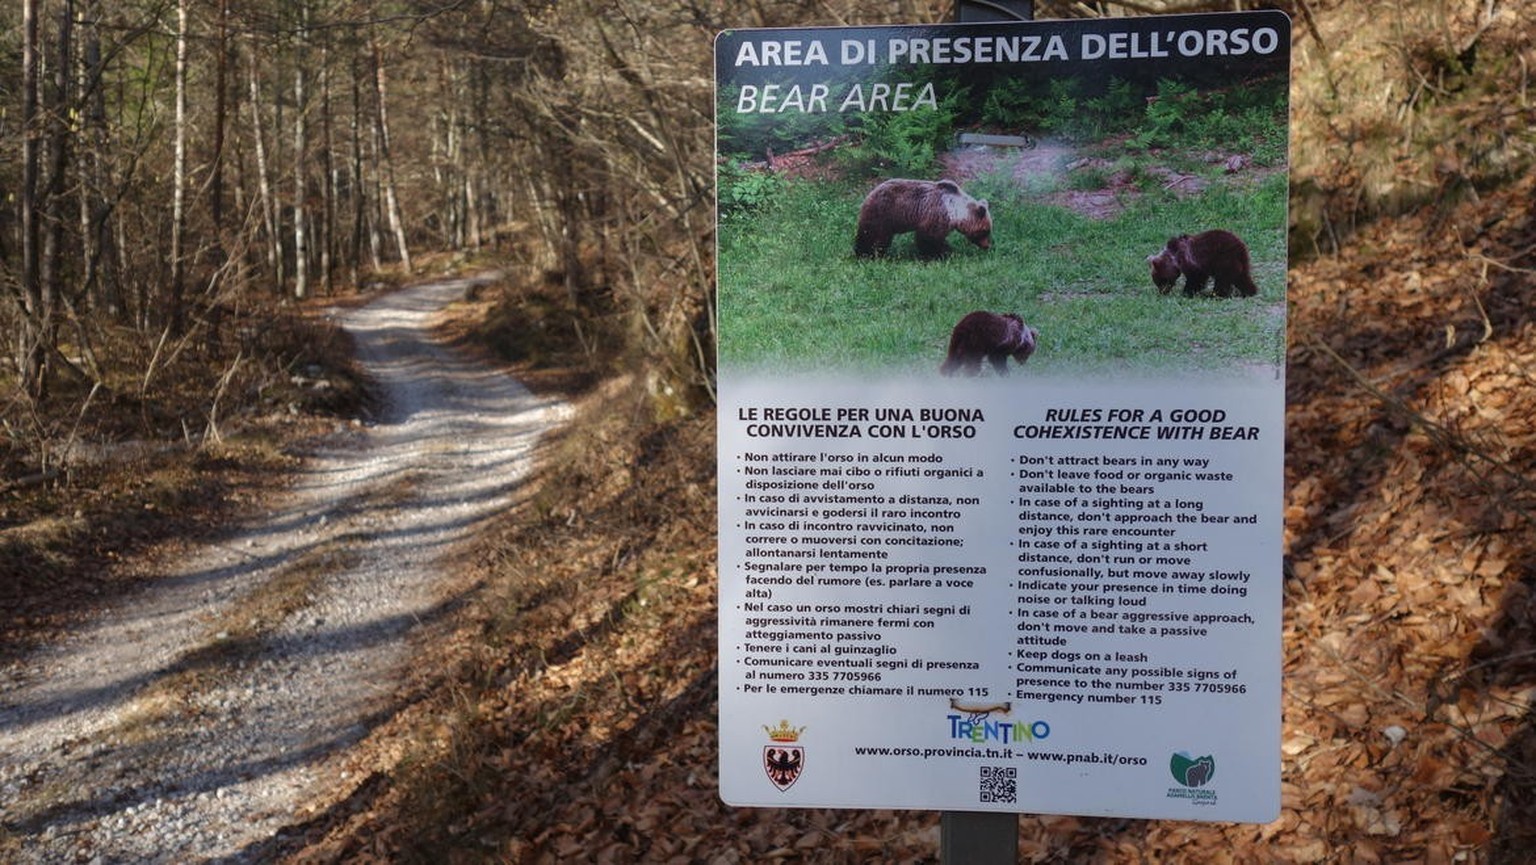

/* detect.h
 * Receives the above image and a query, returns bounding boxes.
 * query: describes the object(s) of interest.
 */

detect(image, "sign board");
[716,11,1290,822]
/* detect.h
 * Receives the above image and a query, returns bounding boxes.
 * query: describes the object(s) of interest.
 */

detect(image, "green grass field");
[718,167,1288,379]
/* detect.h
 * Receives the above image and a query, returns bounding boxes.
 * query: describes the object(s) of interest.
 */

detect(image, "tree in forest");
[3,0,783,437]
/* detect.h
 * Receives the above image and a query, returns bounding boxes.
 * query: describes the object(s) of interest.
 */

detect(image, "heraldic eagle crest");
[763,720,806,791]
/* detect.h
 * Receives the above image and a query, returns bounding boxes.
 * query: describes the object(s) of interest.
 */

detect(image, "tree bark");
[292,1,310,300]
[77,0,124,322]
[320,38,336,296]
[372,33,411,271]
[18,0,44,396]
[169,0,189,335]
[348,50,368,285]
[207,0,229,320]
[248,39,283,294]
[291,33,307,299]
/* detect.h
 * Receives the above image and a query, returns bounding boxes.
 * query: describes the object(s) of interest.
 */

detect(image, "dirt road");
[0,276,567,862]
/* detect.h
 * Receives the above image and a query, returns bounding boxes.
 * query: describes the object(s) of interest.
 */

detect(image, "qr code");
[978,765,1017,804]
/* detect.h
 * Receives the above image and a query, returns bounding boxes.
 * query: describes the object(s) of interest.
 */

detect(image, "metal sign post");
[942,0,1029,853]
[945,6,1032,858]
[956,0,1035,24]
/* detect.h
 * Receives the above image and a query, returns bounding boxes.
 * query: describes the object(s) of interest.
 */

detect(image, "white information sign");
[716,11,1290,822]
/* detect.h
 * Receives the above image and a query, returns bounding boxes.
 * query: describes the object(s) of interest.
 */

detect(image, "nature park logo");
[1167,751,1218,806]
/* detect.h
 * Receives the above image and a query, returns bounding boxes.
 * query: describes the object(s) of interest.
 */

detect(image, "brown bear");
[854,179,992,260]
[940,311,1037,376]
[1146,229,1258,298]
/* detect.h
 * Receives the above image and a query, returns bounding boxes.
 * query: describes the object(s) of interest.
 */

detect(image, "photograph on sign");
[716,11,1290,822]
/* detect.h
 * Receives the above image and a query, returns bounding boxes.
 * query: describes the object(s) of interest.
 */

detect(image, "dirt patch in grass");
[940,142,1280,220]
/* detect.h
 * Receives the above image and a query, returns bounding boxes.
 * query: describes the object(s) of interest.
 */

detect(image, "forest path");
[0,276,567,863]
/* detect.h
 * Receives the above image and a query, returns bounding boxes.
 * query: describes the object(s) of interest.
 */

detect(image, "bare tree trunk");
[196,0,231,354]
[546,114,587,315]
[367,112,384,271]
[371,34,411,271]
[440,60,468,249]
[78,1,125,322]
[17,0,76,398]
[248,40,282,294]
[18,0,45,396]
[76,2,101,315]
[429,76,447,244]
[209,0,227,249]
[292,1,310,300]
[168,0,189,335]
[320,39,336,296]
[208,0,229,284]
[121,206,145,330]
[348,50,367,285]
[465,172,481,249]
[44,2,75,269]
[468,63,491,250]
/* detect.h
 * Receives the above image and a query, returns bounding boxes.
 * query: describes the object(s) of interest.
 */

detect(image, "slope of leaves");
[1279,169,1536,863]
[1289,0,1536,254]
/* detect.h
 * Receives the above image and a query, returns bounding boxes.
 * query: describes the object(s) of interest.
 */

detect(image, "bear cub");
[940,311,1037,376]
[1146,229,1258,298]
[854,179,992,260]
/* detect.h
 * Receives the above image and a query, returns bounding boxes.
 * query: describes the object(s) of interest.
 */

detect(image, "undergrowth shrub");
[718,161,789,220]
[837,87,965,178]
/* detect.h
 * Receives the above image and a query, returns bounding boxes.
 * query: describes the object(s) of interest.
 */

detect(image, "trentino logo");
[1169,752,1216,788]
[947,714,1050,744]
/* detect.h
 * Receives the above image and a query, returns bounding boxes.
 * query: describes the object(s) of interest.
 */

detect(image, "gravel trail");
[0,276,567,863]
